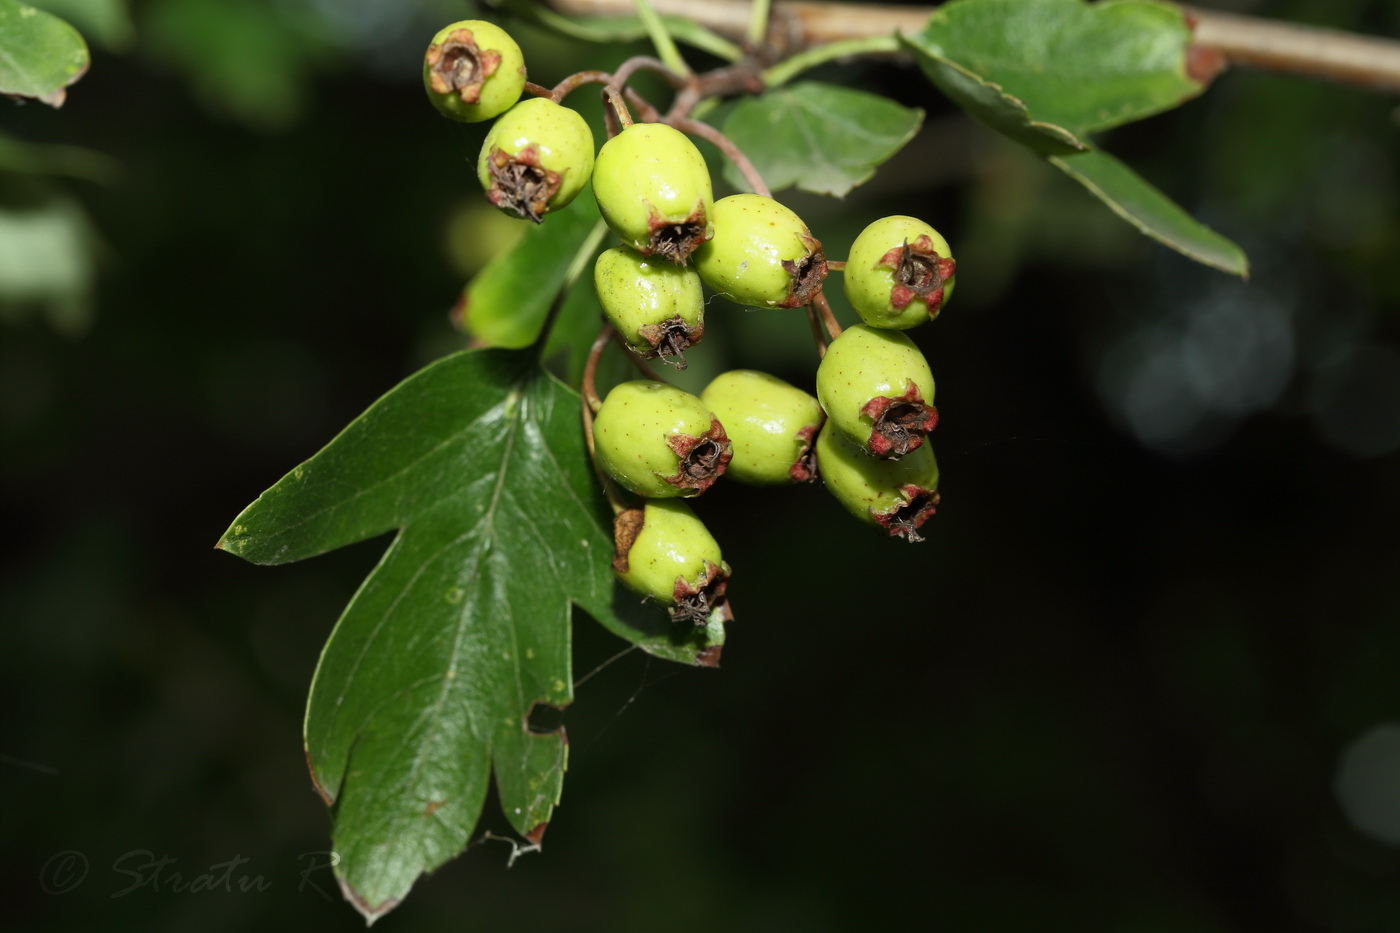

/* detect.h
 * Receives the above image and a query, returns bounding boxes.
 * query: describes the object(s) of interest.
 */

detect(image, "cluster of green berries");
[426,22,957,625]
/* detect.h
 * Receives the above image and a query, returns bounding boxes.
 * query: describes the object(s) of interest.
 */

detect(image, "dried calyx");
[779,243,829,308]
[427,29,500,103]
[872,485,941,543]
[484,148,560,223]
[861,384,938,458]
[665,420,732,494]
[884,236,956,312]
[637,316,704,370]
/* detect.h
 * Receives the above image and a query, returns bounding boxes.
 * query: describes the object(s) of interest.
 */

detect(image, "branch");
[540,0,1400,94]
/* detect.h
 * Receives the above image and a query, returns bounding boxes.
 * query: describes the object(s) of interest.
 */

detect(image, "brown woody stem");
[812,289,842,341]
[668,116,771,198]
[540,0,1400,94]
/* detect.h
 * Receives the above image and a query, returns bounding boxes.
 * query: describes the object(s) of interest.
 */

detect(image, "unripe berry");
[700,370,823,485]
[593,381,731,498]
[815,421,940,542]
[844,215,957,329]
[594,246,704,369]
[478,98,594,222]
[815,324,937,459]
[694,194,827,309]
[612,499,731,625]
[592,123,714,264]
[423,21,526,123]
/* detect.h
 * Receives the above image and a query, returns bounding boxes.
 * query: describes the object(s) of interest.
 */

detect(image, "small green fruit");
[694,194,827,309]
[816,421,940,541]
[478,98,594,222]
[593,380,731,497]
[700,370,823,485]
[423,21,526,123]
[594,246,704,369]
[592,123,714,263]
[612,500,731,625]
[844,215,956,329]
[815,324,937,459]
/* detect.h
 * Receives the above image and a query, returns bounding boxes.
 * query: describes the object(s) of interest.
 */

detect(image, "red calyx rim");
[860,383,938,459]
[879,235,957,318]
[426,28,502,105]
[663,418,733,494]
[788,423,821,483]
[872,485,941,543]
[485,146,561,224]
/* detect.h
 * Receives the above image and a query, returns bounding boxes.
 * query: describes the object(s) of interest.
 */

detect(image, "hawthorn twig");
[668,116,772,197]
[541,0,1400,94]
[812,289,842,341]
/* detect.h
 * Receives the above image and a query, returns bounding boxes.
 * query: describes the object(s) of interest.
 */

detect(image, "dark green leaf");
[219,349,722,920]
[1049,146,1248,277]
[461,187,603,350]
[903,0,1244,275]
[908,0,1204,136]
[721,82,924,197]
[902,48,1085,156]
[0,0,88,107]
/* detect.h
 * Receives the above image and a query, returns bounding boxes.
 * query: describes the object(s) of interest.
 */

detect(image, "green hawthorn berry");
[593,380,731,497]
[816,421,940,542]
[423,21,526,123]
[700,370,823,485]
[694,194,828,309]
[844,215,957,329]
[478,98,594,222]
[592,123,714,264]
[612,499,731,625]
[594,246,704,369]
[816,324,937,459]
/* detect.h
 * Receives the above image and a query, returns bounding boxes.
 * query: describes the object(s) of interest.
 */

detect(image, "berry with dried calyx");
[815,324,937,459]
[700,370,823,485]
[844,215,956,329]
[478,98,594,222]
[593,381,731,497]
[594,246,704,369]
[612,500,731,625]
[694,194,827,309]
[815,421,940,542]
[592,123,714,264]
[423,21,526,123]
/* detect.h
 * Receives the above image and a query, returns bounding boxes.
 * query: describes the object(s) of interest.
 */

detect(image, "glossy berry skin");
[612,499,731,624]
[700,370,823,485]
[478,98,594,222]
[816,324,937,459]
[594,246,704,368]
[593,381,731,498]
[815,421,940,542]
[694,194,827,309]
[592,123,714,264]
[844,215,956,329]
[423,21,526,123]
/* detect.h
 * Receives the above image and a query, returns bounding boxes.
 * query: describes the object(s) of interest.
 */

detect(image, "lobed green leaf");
[219,349,722,920]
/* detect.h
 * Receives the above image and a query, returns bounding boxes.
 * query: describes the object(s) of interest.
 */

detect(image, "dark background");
[4,0,1400,930]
